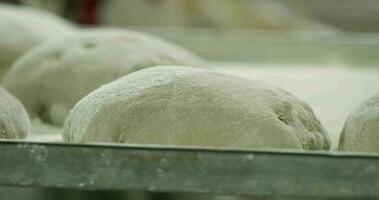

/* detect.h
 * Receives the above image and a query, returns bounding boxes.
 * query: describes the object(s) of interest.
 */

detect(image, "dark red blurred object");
[79,0,100,25]
[63,0,101,25]
[1,0,21,4]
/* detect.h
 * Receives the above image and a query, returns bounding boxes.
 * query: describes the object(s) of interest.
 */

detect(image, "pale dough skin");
[339,93,379,152]
[0,87,30,139]
[2,29,205,126]
[63,66,330,150]
[0,3,75,78]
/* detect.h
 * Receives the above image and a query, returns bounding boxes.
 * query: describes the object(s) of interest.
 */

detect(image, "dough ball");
[0,3,75,77]
[2,29,205,126]
[0,87,30,139]
[63,66,330,150]
[339,93,379,152]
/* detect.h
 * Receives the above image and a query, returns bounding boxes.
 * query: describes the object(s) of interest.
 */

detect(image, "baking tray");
[1,28,379,199]
[1,140,379,199]
[130,27,379,66]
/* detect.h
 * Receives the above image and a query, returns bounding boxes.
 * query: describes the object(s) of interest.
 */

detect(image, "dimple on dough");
[0,87,30,139]
[63,66,330,151]
[339,93,379,152]
[0,3,75,77]
[2,29,205,126]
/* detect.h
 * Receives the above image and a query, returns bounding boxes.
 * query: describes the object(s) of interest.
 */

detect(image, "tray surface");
[1,140,379,199]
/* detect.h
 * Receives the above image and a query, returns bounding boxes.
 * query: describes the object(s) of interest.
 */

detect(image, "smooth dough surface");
[0,87,29,139]
[2,29,205,126]
[63,66,330,150]
[339,93,379,152]
[0,3,75,77]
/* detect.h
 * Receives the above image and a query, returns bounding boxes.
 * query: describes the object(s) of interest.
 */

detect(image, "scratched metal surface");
[0,141,379,199]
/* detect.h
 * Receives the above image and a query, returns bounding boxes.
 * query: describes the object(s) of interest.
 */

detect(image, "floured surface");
[28,120,62,142]
[217,63,379,149]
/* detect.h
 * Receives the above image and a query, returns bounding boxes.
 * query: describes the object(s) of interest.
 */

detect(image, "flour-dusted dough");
[2,29,205,126]
[63,66,330,150]
[0,87,29,139]
[0,3,75,77]
[339,93,379,152]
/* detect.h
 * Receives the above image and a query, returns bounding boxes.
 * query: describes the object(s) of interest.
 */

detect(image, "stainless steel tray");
[131,27,379,66]
[1,140,378,199]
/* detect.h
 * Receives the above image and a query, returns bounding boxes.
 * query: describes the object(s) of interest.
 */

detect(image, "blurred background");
[2,0,379,32]
[1,0,379,66]
[2,0,379,65]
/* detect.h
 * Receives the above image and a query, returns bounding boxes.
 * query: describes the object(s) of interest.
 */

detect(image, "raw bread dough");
[63,66,330,150]
[2,29,205,126]
[0,87,29,139]
[0,3,75,78]
[339,93,379,152]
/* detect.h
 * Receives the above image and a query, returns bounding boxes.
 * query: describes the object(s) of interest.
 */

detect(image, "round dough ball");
[0,87,30,139]
[0,3,75,77]
[63,66,330,150]
[339,93,379,152]
[2,29,205,126]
